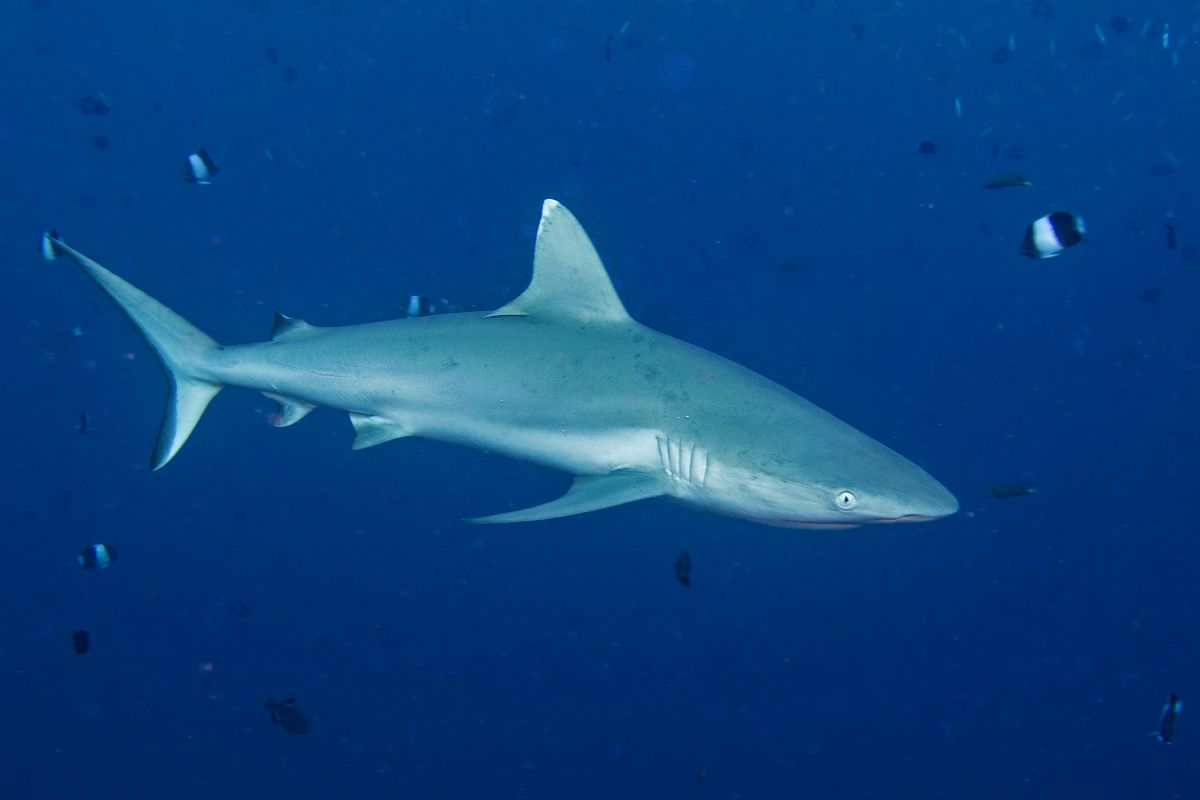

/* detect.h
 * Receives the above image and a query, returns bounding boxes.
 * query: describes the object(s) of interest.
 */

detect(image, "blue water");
[4,1,1199,796]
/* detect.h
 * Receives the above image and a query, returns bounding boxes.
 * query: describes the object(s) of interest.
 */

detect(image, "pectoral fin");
[469,470,665,524]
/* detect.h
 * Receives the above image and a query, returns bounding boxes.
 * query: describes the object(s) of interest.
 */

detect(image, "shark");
[42,200,957,528]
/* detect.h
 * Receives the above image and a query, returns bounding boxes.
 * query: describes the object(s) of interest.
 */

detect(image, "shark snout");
[890,478,958,522]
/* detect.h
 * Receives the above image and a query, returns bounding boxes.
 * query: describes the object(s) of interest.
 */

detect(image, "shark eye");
[835,490,857,510]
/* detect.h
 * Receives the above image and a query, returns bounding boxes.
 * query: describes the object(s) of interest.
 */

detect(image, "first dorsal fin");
[488,199,631,325]
[271,311,318,341]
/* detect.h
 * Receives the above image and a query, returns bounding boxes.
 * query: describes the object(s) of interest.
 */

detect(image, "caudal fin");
[42,232,222,469]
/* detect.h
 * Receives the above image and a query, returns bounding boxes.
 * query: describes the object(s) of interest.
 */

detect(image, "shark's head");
[698,410,958,530]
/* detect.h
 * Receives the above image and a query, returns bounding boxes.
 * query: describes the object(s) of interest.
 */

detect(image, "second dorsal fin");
[488,199,631,325]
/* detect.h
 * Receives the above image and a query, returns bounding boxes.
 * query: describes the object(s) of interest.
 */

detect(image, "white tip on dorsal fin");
[488,199,631,325]
[270,311,318,341]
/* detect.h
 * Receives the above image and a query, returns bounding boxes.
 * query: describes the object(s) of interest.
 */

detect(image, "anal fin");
[469,470,665,524]
[349,413,410,450]
[263,392,316,427]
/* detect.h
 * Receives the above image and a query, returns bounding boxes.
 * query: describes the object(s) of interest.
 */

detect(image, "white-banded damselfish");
[182,149,219,184]
[1020,211,1085,259]
[78,543,117,569]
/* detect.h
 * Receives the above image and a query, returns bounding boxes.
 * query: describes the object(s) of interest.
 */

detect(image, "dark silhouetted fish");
[283,66,299,83]
[1165,223,1177,250]
[674,551,692,588]
[1154,694,1182,743]
[777,261,804,274]
[917,139,937,155]
[991,46,1012,64]
[985,171,1032,189]
[89,134,109,150]
[984,483,1035,499]
[78,96,109,115]
[72,629,90,655]
[264,697,310,734]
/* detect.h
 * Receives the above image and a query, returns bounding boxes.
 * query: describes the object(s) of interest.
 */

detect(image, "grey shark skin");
[42,200,957,528]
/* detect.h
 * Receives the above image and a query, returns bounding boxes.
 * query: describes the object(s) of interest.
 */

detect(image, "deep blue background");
[4,1,1199,797]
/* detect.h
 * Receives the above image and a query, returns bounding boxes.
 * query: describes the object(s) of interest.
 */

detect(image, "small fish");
[1147,162,1175,177]
[72,629,90,655]
[283,66,300,83]
[1109,16,1131,34]
[78,410,89,434]
[985,171,1032,189]
[917,139,937,155]
[1154,694,1182,743]
[1165,223,1177,250]
[697,768,707,785]
[776,260,804,274]
[78,543,117,569]
[991,46,1012,64]
[1020,211,1085,259]
[89,134,109,150]
[264,697,310,735]
[78,96,110,115]
[603,34,613,63]
[984,483,1036,499]
[1141,287,1162,305]
[674,550,692,588]
[406,295,433,318]
[182,149,219,184]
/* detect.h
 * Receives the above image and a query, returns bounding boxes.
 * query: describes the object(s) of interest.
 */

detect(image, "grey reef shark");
[43,200,957,529]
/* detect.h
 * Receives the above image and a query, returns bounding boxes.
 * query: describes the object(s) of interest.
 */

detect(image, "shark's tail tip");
[41,230,64,262]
